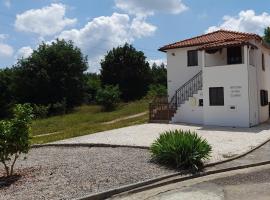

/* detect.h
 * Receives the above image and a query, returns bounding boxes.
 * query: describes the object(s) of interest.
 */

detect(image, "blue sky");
[1,0,270,72]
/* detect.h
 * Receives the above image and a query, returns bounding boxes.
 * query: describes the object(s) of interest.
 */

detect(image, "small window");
[262,53,265,71]
[209,87,224,106]
[227,46,242,65]
[260,90,268,106]
[199,99,203,107]
[187,50,198,66]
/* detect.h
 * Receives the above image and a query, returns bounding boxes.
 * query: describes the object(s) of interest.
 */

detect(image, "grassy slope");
[31,100,149,144]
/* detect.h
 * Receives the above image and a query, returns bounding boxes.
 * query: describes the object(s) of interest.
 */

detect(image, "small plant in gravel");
[150,130,212,170]
[0,104,33,177]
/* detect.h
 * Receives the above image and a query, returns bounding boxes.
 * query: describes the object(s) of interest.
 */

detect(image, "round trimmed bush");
[150,130,212,170]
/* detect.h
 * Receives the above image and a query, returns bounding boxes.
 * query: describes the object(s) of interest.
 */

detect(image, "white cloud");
[15,46,33,59]
[0,43,14,57]
[115,0,188,17]
[206,10,270,34]
[58,12,156,72]
[4,0,11,8]
[15,3,77,37]
[148,58,167,67]
[0,34,8,41]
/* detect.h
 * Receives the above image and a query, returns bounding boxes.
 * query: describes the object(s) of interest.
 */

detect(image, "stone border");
[31,136,270,200]
[73,136,270,200]
[31,143,149,150]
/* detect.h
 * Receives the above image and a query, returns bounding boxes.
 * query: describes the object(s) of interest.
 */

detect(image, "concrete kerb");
[31,143,150,150]
[31,136,270,200]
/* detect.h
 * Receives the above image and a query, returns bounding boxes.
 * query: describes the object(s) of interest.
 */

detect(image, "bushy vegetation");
[146,84,167,99]
[101,43,151,101]
[150,130,212,170]
[96,85,121,111]
[0,41,167,120]
[0,104,33,177]
[264,27,270,44]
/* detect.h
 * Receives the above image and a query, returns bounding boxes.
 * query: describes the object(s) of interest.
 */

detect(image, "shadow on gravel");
[0,175,22,188]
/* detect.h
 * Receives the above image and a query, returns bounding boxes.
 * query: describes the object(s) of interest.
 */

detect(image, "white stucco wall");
[167,47,202,100]
[203,64,250,127]
[205,48,227,67]
[171,90,203,124]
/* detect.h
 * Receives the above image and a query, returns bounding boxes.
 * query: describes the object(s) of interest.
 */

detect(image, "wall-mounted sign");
[230,86,242,97]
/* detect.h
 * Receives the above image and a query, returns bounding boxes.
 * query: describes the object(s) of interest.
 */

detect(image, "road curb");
[76,160,270,200]
[71,136,270,200]
[31,143,150,150]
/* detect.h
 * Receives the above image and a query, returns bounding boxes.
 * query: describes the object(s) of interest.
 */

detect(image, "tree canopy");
[263,27,270,44]
[100,43,151,101]
[14,39,88,110]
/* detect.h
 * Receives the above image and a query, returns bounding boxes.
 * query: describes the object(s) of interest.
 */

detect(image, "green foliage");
[0,104,33,176]
[150,130,212,170]
[100,43,151,101]
[0,68,16,119]
[151,62,167,87]
[13,39,88,112]
[84,73,101,103]
[146,84,167,99]
[32,104,49,119]
[96,85,121,111]
[263,27,270,44]
[49,100,67,115]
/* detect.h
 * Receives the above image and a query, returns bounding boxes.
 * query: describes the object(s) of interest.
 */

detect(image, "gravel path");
[54,122,270,163]
[0,147,175,200]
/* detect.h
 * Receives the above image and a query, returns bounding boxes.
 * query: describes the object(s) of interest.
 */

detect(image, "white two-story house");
[150,30,270,127]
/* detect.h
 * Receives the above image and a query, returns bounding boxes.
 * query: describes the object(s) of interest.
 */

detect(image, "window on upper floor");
[262,53,265,71]
[187,50,198,66]
[209,87,224,106]
[227,46,242,65]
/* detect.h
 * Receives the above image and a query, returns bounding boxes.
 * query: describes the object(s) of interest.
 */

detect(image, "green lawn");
[31,100,149,144]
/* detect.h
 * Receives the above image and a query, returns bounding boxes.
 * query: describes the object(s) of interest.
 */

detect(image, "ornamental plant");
[150,130,212,170]
[0,104,33,177]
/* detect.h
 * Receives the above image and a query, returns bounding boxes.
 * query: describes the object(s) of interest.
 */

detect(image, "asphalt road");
[111,164,270,200]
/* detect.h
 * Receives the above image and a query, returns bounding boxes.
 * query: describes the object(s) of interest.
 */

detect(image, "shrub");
[32,104,49,119]
[49,99,67,115]
[0,104,33,177]
[150,130,212,170]
[96,85,121,111]
[146,84,167,99]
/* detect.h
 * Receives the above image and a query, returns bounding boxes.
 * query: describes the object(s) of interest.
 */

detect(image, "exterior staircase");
[149,71,202,123]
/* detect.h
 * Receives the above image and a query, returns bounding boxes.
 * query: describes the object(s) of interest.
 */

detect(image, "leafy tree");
[84,73,101,103]
[151,62,167,87]
[146,84,167,99]
[0,68,16,118]
[14,39,88,111]
[96,85,121,111]
[264,27,270,44]
[0,104,33,177]
[100,43,151,101]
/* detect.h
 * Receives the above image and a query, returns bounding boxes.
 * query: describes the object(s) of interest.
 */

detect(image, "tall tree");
[151,62,167,87]
[100,43,151,101]
[14,39,88,109]
[263,27,270,44]
[0,68,16,118]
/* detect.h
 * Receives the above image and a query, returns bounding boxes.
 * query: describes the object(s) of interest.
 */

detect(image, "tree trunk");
[1,161,10,177]
[10,154,18,176]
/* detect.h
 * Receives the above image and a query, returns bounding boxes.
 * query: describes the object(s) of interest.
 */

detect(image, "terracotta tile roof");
[159,30,262,52]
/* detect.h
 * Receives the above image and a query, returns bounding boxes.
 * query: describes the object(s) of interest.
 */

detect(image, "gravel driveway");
[54,122,270,163]
[0,147,175,200]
